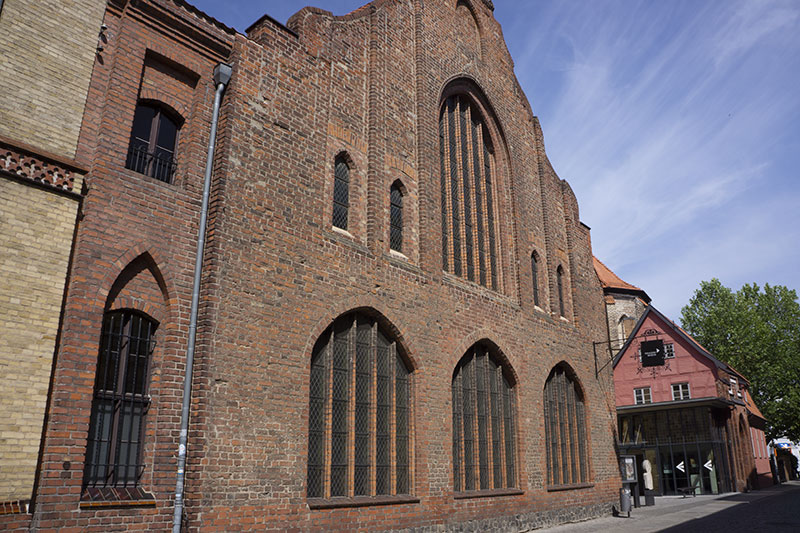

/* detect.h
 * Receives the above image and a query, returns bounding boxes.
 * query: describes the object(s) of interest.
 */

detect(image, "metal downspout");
[172,62,232,533]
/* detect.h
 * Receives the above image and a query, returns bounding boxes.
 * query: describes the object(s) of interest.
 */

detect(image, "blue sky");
[191,0,800,319]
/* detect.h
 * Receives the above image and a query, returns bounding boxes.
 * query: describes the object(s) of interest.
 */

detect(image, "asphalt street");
[532,481,800,533]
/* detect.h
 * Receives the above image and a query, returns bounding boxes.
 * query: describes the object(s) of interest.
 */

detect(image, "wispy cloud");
[501,0,800,317]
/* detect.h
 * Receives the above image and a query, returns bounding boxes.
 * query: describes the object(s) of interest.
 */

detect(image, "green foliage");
[680,279,800,441]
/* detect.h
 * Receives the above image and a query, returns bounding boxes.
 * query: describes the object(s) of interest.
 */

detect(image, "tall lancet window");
[439,94,500,291]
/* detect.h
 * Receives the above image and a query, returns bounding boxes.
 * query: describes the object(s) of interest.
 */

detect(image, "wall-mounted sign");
[641,340,665,367]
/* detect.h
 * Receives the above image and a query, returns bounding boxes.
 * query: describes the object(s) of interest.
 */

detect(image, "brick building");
[2,0,624,530]
[595,261,773,496]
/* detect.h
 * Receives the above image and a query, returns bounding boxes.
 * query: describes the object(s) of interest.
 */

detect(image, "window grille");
[307,313,412,499]
[439,94,500,290]
[451,344,516,492]
[125,103,179,183]
[83,311,156,489]
[390,183,403,252]
[332,155,350,230]
[531,252,540,306]
[544,365,589,487]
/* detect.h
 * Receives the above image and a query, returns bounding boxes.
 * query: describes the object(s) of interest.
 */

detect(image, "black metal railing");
[125,144,176,183]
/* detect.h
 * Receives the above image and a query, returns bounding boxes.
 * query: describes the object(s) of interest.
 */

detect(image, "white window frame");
[634,387,652,405]
[671,382,690,401]
[664,343,675,358]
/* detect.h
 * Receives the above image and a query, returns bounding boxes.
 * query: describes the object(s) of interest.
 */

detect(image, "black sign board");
[641,340,665,367]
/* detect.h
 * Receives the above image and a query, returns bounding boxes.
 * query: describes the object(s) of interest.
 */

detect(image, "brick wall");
[0,174,81,502]
[0,0,105,160]
[185,0,619,529]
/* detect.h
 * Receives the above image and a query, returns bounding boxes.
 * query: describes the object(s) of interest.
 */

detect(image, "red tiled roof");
[592,256,649,300]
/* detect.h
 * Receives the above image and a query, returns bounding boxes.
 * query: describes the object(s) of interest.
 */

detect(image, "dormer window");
[125,103,180,183]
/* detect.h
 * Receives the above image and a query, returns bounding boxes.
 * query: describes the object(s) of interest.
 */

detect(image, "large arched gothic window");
[451,343,516,492]
[544,364,589,487]
[439,92,501,290]
[307,312,412,499]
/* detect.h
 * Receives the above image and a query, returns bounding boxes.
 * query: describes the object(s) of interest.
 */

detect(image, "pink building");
[594,259,773,495]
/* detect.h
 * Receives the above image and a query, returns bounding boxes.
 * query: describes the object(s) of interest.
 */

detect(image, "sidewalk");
[531,481,800,532]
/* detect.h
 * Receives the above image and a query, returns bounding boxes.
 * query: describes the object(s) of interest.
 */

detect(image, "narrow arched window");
[125,102,179,183]
[544,364,589,487]
[307,312,412,500]
[439,93,500,290]
[531,251,540,307]
[452,343,516,492]
[390,181,403,252]
[83,310,156,489]
[332,155,350,230]
[556,265,565,317]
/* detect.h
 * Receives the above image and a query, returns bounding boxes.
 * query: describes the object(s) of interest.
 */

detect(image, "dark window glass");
[439,94,500,290]
[544,365,590,486]
[125,103,179,183]
[307,312,412,499]
[557,266,565,317]
[452,344,516,492]
[390,183,403,252]
[332,155,350,230]
[531,252,540,306]
[83,311,156,489]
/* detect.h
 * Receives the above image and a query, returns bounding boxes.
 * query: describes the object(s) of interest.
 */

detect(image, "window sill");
[453,488,524,500]
[546,482,594,492]
[80,486,155,510]
[308,494,420,509]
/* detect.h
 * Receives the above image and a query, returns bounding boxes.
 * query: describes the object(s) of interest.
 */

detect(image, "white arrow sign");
[704,460,713,471]
[676,461,685,473]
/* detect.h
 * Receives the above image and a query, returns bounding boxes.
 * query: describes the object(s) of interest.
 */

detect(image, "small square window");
[664,343,674,358]
[634,387,651,405]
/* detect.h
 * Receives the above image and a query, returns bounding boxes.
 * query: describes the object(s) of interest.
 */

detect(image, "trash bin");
[620,486,631,516]
[644,489,656,506]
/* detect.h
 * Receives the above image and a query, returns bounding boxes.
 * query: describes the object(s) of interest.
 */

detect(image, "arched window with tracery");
[439,89,501,291]
[307,312,412,500]
[451,342,516,492]
[544,364,590,487]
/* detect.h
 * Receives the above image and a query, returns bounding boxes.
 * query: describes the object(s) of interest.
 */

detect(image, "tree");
[681,279,800,441]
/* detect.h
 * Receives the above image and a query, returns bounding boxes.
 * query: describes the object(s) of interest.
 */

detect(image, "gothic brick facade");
[2,0,624,530]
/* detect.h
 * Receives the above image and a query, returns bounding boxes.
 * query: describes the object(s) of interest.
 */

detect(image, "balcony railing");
[125,144,176,183]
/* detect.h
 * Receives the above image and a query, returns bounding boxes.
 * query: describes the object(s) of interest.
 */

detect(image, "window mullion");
[347,317,356,497]
[370,321,377,496]
[323,328,333,499]
[471,348,481,489]
[390,341,397,495]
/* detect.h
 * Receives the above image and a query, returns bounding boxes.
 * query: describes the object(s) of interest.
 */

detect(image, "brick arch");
[138,88,187,123]
[303,295,422,374]
[446,328,520,386]
[454,0,483,60]
[94,244,179,329]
